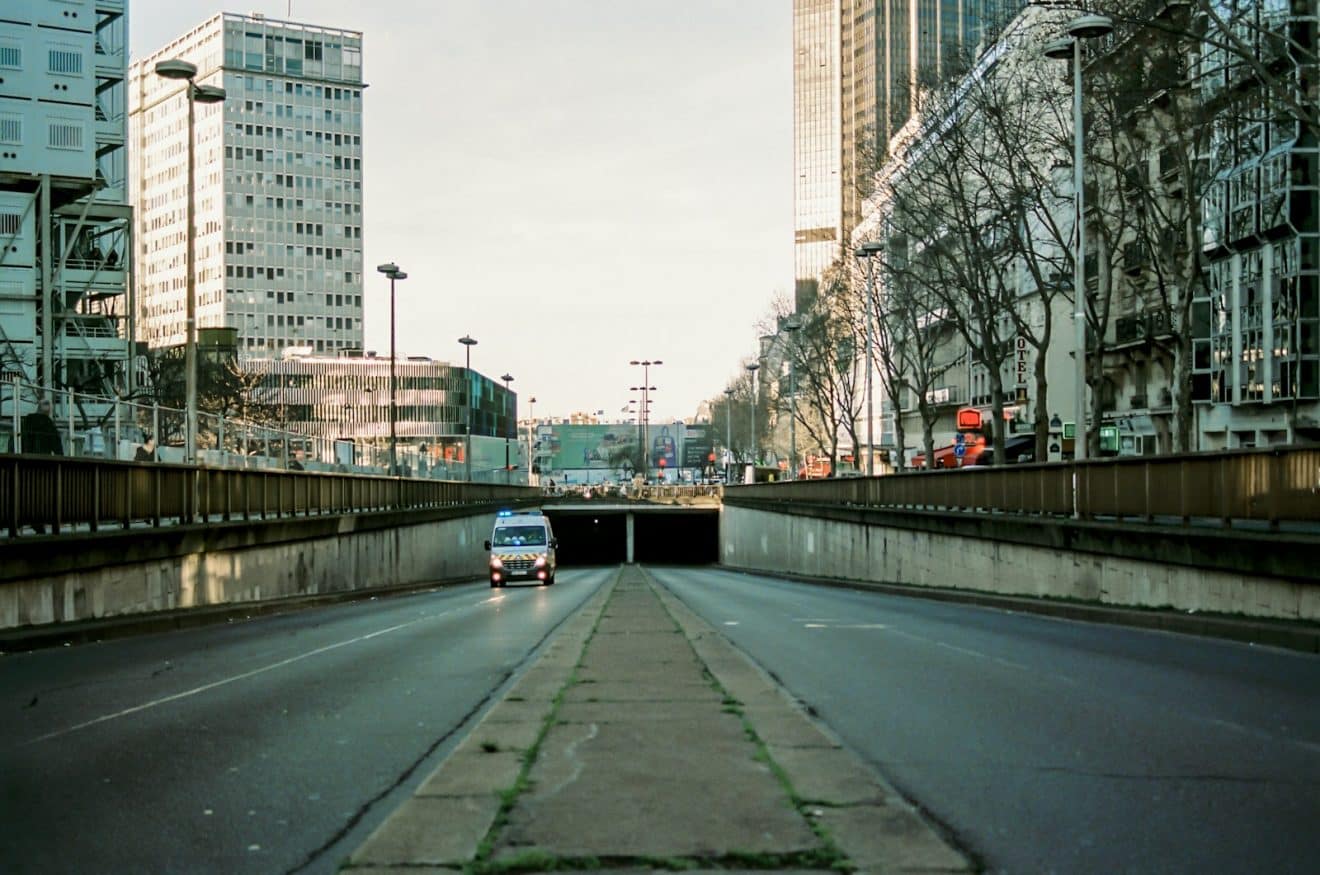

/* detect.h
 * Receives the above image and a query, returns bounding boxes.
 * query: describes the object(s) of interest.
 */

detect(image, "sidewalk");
[345,566,972,873]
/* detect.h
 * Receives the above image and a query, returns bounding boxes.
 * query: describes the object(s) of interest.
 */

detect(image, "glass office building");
[793,1,1019,310]
[129,12,364,357]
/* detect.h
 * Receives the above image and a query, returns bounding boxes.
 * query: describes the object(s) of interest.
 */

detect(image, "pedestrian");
[20,398,64,455]
[134,435,157,462]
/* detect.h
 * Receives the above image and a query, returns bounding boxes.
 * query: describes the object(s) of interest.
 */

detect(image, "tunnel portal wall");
[719,503,1320,622]
[0,507,502,632]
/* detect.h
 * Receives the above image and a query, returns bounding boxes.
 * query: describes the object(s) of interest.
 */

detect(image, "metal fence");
[0,377,519,482]
[0,455,540,537]
[727,446,1320,530]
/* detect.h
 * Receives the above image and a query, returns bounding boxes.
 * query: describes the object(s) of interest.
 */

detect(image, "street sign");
[954,442,967,458]
[954,432,966,445]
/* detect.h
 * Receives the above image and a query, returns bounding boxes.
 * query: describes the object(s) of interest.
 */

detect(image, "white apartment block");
[128,12,364,359]
[0,0,133,411]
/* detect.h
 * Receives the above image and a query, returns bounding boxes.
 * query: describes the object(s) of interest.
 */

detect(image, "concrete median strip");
[344,566,972,873]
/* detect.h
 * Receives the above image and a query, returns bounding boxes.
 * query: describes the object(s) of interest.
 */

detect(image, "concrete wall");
[0,507,503,631]
[720,503,1320,622]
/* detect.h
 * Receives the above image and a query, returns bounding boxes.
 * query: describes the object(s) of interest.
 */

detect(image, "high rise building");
[0,0,133,406]
[129,12,364,358]
[793,0,1018,310]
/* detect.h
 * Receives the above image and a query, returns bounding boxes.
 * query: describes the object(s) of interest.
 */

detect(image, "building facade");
[128,12,364,358]
[0,0,134,422]
[245,352,522,481]
[793,0,1020,311]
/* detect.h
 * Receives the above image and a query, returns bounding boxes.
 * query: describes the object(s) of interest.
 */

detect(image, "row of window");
[0,116,87,150]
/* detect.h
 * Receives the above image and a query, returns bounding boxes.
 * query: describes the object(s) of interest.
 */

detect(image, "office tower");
[129,12,364,357]
[0,0,133,402]
[793,0,1019,310]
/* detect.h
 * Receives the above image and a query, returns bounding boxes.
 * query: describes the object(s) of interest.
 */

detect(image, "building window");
[48,47,82,76]
[48,121,83,150]
[0,114,20,145]
[0,43,21,69]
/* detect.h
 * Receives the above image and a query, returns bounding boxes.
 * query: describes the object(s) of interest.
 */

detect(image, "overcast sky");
[130,1,793,422]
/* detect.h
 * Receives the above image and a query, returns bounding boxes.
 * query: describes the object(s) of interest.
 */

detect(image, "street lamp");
[527,396,537,486]
[376,262,406,475]
[745,362,760,469]
[500,373,514,484]
[629,359,662,479]
[728,388,739,483]
[155,59,225,465]
[459,335,478,481]
[782,317,803,480]
[853,241,882,476]
[1045,13,1113,464]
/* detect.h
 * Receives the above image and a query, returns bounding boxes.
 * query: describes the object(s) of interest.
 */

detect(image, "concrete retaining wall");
[720,503,1320,622]
[0,507,502,631]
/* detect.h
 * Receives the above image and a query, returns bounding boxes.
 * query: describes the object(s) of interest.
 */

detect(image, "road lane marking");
[26,614,446,745]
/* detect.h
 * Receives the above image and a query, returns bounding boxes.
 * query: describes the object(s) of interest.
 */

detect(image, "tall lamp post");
[459,335,478,480]
[500,373,514,484]
[853,241,882,476]
[1045,14,1113,464]
[745,362,760,471]
[527,396,537,486]
[782,317,802,479]
[723,387,735,483]
[376,263,407,474]
[629,359,662,479]
[154,59,225,465]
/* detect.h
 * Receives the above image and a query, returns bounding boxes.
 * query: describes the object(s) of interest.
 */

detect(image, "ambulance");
[484,510,557,588]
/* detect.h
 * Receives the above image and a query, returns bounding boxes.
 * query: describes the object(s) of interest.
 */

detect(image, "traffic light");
[658,457,667,468]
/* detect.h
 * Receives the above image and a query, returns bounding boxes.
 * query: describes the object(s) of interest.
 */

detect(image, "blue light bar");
[497,510,513,517]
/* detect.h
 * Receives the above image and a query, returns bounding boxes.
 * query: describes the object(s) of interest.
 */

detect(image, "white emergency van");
[484,510,557,588]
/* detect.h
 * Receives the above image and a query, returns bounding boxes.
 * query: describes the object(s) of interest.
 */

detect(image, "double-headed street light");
[629,359,662,479]
[782,317,803,479]
[154,59,225,466]
[745,361,760,469]
[723,387,735,482]
[459,335,478,480]
[853,241,882,476]
[500,373,514,484]
[377,263,407,474]
[527,396,537,485]
[1045,14,1113,464]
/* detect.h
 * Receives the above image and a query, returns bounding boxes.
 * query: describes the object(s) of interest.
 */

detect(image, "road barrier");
[1,455,539,537]
[728,446,1320,530]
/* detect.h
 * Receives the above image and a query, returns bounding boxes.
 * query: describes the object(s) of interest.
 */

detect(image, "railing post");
[53,461,62,535]
[91,464,100,532]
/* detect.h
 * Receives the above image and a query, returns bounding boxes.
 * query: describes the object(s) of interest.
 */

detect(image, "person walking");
[21,398,64,455]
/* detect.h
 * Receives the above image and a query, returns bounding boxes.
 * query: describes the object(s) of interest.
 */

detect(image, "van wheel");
[490,581,501,589]
[546,575,556,586]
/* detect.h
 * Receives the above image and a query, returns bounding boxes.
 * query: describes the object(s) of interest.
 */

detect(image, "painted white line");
[28,615,442,744]
[935,641,987,659]
[837,623,889,630]
[805,623,828,629]
[723,621,739,626]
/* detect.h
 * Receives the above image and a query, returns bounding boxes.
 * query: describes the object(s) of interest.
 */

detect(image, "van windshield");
[493,525,547,547]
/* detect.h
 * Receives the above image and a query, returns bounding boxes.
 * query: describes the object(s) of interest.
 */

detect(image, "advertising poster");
[650,424,678,469]
[538,424,638,474]
[682,424,713,468]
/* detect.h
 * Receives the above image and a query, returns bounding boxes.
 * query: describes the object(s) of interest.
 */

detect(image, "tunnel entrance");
[542,508,719,567]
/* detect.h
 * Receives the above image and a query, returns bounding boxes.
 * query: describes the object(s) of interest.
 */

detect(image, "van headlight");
[534,556,547,568]
[489,557,504,570]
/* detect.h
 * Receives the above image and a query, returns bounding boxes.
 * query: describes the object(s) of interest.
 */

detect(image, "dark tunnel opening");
[542,510,720,568]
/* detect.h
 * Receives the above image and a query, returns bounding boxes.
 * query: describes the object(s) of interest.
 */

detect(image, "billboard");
[537,423,638,474]
[682,424,713,468]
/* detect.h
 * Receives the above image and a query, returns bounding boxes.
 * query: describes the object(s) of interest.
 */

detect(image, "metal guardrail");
[1,455,540,537]
[727,446,1320,530]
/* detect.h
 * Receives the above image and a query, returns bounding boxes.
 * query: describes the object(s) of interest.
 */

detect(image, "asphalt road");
[0,568,613,875]
[650,567,1320,875]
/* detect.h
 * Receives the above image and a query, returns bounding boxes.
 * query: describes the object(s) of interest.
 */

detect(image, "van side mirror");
[483,540,491,551]
[550,538,559,549]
